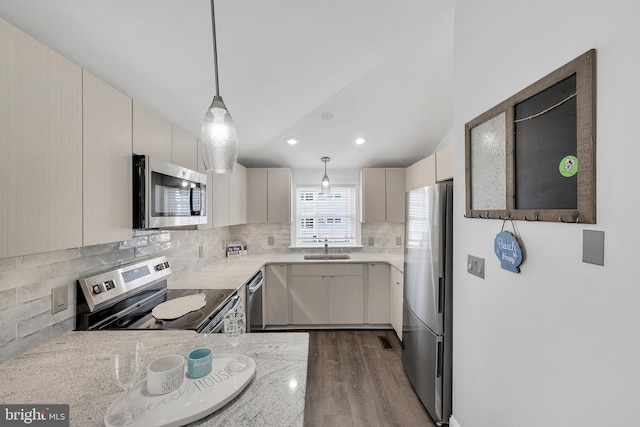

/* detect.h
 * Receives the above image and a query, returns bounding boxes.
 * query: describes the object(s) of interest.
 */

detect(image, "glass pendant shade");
[201,95,238,173]
[320,157,330,194]
[321,173,330,194]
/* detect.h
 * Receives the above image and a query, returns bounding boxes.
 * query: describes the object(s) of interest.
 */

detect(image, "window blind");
[295,184,357,246]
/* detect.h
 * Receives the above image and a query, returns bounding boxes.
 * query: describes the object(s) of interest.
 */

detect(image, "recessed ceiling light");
[285,137,299,145]
[355,137,367,145]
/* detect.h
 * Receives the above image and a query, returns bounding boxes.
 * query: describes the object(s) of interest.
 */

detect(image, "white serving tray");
[105,354,256,427]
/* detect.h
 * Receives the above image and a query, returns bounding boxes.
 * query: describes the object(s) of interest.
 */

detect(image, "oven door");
[133,155,207,229]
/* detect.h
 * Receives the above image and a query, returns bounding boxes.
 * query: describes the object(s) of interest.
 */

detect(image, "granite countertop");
[169,252,404,291]
[0,330,308,426]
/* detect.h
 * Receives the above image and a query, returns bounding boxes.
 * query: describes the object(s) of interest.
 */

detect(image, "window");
[294,184,357,247]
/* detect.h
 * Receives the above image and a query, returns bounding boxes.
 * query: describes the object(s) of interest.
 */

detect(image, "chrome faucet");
[324,237,329,255]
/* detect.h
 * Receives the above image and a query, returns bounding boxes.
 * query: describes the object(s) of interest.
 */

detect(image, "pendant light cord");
[210,0,220,96]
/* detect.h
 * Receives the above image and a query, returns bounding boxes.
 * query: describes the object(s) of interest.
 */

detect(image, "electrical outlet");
[395,236,402,246]
[467,255,485,279]
[51,285,68,314]
[368,237,375,246]
[267,236,274,245]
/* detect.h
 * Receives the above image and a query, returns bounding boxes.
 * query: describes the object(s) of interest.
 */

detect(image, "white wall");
[453,1,640,426]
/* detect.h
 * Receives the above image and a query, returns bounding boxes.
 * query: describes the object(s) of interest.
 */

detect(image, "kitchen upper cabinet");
[171,124,198,171]
[360,168,386,223]
[406,145,454,192]
[247,168,291,224]
[209,173,229,228]
[385,168,406,223]
[265,264,289,326]
[367,263,390,324]
[436,145,454,182]
[229,164,247,225]
[82,70,132,246]
[197,145,247,229]
[390,266,404,341]
[360,168,406,223]
[132,99,172,161]
[290,263,364,325]
[406,154,436,191]
[1,17,82,258]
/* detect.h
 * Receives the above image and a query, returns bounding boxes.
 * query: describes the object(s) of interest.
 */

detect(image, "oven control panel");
[78,256,172,312]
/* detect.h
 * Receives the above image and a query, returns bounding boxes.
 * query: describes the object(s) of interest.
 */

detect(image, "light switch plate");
[267,236,274,245]
[51,285,68,314]
[583,230,604,266]
[368,237,375,246]
[467,255,485,279]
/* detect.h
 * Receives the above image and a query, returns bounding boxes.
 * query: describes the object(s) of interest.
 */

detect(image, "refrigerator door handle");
[436,341,443,378]
[437,277,444,314]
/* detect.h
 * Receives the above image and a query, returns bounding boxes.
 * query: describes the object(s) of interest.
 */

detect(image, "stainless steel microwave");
[133,155,207,229]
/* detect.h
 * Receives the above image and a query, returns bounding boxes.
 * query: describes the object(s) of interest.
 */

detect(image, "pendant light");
[321,157,331,194]
[201,0,237,173]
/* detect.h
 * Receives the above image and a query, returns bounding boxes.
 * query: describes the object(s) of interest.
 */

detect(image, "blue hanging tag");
[494,230,524,273]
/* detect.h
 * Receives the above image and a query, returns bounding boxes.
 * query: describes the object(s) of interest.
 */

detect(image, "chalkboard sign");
[515,74,577,210]
[464,50,596,224]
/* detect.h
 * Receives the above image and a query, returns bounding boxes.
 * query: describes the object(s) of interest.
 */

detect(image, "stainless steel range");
[75,256,240,334]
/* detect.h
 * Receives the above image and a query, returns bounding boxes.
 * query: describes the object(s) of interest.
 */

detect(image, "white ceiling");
[0,0,454,170]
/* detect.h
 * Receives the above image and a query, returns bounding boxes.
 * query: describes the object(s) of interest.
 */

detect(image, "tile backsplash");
[0,221,404,364]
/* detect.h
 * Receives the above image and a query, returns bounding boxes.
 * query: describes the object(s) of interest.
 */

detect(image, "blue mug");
[187,347,213,378]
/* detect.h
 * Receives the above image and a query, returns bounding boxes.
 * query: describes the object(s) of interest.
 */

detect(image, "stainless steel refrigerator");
[402,183,453,426]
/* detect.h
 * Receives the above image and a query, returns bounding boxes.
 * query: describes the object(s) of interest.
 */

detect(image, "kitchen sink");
[303,254,351,260]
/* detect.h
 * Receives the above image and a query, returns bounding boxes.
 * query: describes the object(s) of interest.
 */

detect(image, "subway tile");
[18,248,80,269]
[0,264,51,293]
[51,317,75,340]
[0,322,16,346]
[118,236,149,249]
[16,276,74,304]
[0,288,16,311]
[135,244,160,257]
[0,328,51,364]
[79,241,120,257]
[149,232,171,244]
[0,295,50,328]
[0,257,17,274]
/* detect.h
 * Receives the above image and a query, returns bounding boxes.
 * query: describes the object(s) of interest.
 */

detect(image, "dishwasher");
[246,269,264,332]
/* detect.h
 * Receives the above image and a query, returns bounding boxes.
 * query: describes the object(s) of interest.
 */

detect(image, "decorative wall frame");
[465,49,596,223]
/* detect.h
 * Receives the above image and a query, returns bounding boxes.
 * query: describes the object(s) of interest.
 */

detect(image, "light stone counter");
[169,252,403,291]
[0,330,308,426]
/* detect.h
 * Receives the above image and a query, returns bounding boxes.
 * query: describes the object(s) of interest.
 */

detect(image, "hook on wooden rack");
[524,211,540,221]
[479,211,490,219]
[559,211,579,223]
[498,211,511,220]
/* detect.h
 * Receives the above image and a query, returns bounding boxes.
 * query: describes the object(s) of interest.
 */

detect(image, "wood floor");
[304,330,435,427]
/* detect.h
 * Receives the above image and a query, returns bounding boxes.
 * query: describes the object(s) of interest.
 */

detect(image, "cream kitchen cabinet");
[82,70,133,247]
[366,263,391,324]
[390,266,404,340]
[1,17,82,258]
[436,145,454,182]
[406,145,454,192]
[247,168,292,224]
[132,99,172,162]
[197,146,247,229]
[229,164,248,225]
[360,168,406,223]
[170,124,198,171]
[265,264,289,326]
[290,263,364,325]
